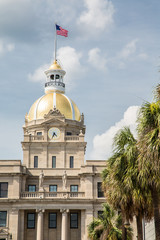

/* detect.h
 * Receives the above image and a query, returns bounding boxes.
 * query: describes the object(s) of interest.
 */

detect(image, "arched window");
[56,74,60,80]
[50,75,54,80]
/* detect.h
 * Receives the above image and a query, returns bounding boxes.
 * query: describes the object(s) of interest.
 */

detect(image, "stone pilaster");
[9,208,19,240]
[36,209,45,240]
[19,210,25,240]
[60,209,69,240]
[85,209,94,240]
[81,210,85,240]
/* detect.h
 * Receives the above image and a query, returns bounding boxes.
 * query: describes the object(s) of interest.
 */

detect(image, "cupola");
[44,60,66,94]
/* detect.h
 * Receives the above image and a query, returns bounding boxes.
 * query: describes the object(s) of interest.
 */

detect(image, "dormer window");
[56,74,60,79]
[50,75,54,80]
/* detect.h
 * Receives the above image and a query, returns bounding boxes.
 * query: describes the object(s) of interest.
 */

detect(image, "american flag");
[56,24,68,37]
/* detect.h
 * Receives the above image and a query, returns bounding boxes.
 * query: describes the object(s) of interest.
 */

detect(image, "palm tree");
[88,203,123,240]
[137,87,160,240]
[102,127,152,240]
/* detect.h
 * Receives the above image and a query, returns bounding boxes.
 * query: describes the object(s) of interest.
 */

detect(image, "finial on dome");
[49,60,62,70]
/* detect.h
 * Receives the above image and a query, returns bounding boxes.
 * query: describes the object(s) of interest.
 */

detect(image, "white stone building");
[0,59,106,240]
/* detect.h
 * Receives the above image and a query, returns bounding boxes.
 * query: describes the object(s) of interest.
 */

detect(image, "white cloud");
[28,64,49,83]
[77,0,115,35]
[28,46,83,91]
[138,53,148,60]
[6,43,15,52]
[88,48,107,70]
[90,106,139,160]
[0,39,15,54]
[119,39,138,59]
[57,46,84,90]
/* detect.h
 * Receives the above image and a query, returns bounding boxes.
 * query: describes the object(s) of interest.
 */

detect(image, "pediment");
[42,108,66,126]
[44,107,65,119]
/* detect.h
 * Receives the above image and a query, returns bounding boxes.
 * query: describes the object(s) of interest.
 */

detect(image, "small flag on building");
[56,24,68,37]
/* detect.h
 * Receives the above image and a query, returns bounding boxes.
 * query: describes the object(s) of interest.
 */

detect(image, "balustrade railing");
[29,136,44,141]
[20,191,85,199]
[65,136,79,141]
[45,81,65,88]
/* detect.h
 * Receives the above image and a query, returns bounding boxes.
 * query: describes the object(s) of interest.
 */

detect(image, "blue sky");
[0,0,160,160]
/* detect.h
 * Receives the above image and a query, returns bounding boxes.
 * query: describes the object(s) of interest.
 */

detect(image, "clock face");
[48,127,61,140]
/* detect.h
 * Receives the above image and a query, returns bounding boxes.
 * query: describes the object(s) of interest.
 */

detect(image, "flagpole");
[54,23,57,61]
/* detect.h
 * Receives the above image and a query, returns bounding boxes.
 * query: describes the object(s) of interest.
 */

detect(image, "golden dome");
[27,92,81,122]
[49,60,62,70]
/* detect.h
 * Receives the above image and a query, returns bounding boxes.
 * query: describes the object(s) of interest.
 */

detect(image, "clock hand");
[52,132,57,138]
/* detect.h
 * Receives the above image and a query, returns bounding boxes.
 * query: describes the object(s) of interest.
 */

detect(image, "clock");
[48,127,61,140]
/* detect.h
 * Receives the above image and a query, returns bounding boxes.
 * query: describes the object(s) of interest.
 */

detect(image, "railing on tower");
[45,81,65,88]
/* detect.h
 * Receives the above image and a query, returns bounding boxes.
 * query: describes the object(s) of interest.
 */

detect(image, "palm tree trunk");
[122,212,127,240]
[136,215,143,240]
[152,189,160,240]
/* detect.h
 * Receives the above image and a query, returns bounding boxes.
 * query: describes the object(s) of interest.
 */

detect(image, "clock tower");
[22,60,86,169]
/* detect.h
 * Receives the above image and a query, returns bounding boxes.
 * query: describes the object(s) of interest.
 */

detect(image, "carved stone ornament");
[60,209,69,213]
[62,170,67,190]
[0,228,8,235]
[81,113,84,124]
[44,107,64,119]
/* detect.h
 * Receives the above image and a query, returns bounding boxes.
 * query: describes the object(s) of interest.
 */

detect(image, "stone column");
[9,208,19,240]
[19,210,25,240]
[81,210,85,240]
[85,209,94,240]
[60,209,69,240]
[36,209,45,240]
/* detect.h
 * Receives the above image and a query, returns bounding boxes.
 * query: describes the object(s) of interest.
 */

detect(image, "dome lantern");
[44,60,66,94]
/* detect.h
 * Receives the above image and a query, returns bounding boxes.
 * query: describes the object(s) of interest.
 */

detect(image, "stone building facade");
[0,60,106,240]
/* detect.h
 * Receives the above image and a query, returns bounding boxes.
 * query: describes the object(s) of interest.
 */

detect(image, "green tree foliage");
[88,203,130,240]
[102,127,152,240]
[137,84,160,240]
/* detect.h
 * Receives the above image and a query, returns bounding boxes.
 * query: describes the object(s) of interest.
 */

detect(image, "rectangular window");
[0,211,7,227]
[52,156,56,168]
[70,213,78,228]
[49,213,57,228]
[28,185,36,192]
[0,183,8,198]
[97,182,104,198]
[70,185,78,192]
[66,132,72,135]
[27,213,35,229]
[37,132,42,136]
[34,156,38,168]
[70,156,74,168]
[49,185,57,192]
[98,211,103,219]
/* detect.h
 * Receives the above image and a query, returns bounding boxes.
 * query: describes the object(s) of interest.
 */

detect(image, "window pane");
[52,156,56,168]
[98,211,103,219]
[70,156,74,168]
[66,132,72,136]
[28,185,36,192]
[0,183,8,198]
[70,213,78,228]
[37,132,42,136]
[97,182,104,198]
[34,156,38,168]
[49,185,57,192]
[27,213,35,229]
[0,211,7,227]
[70,185,78,192]
[49,213,57,228]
